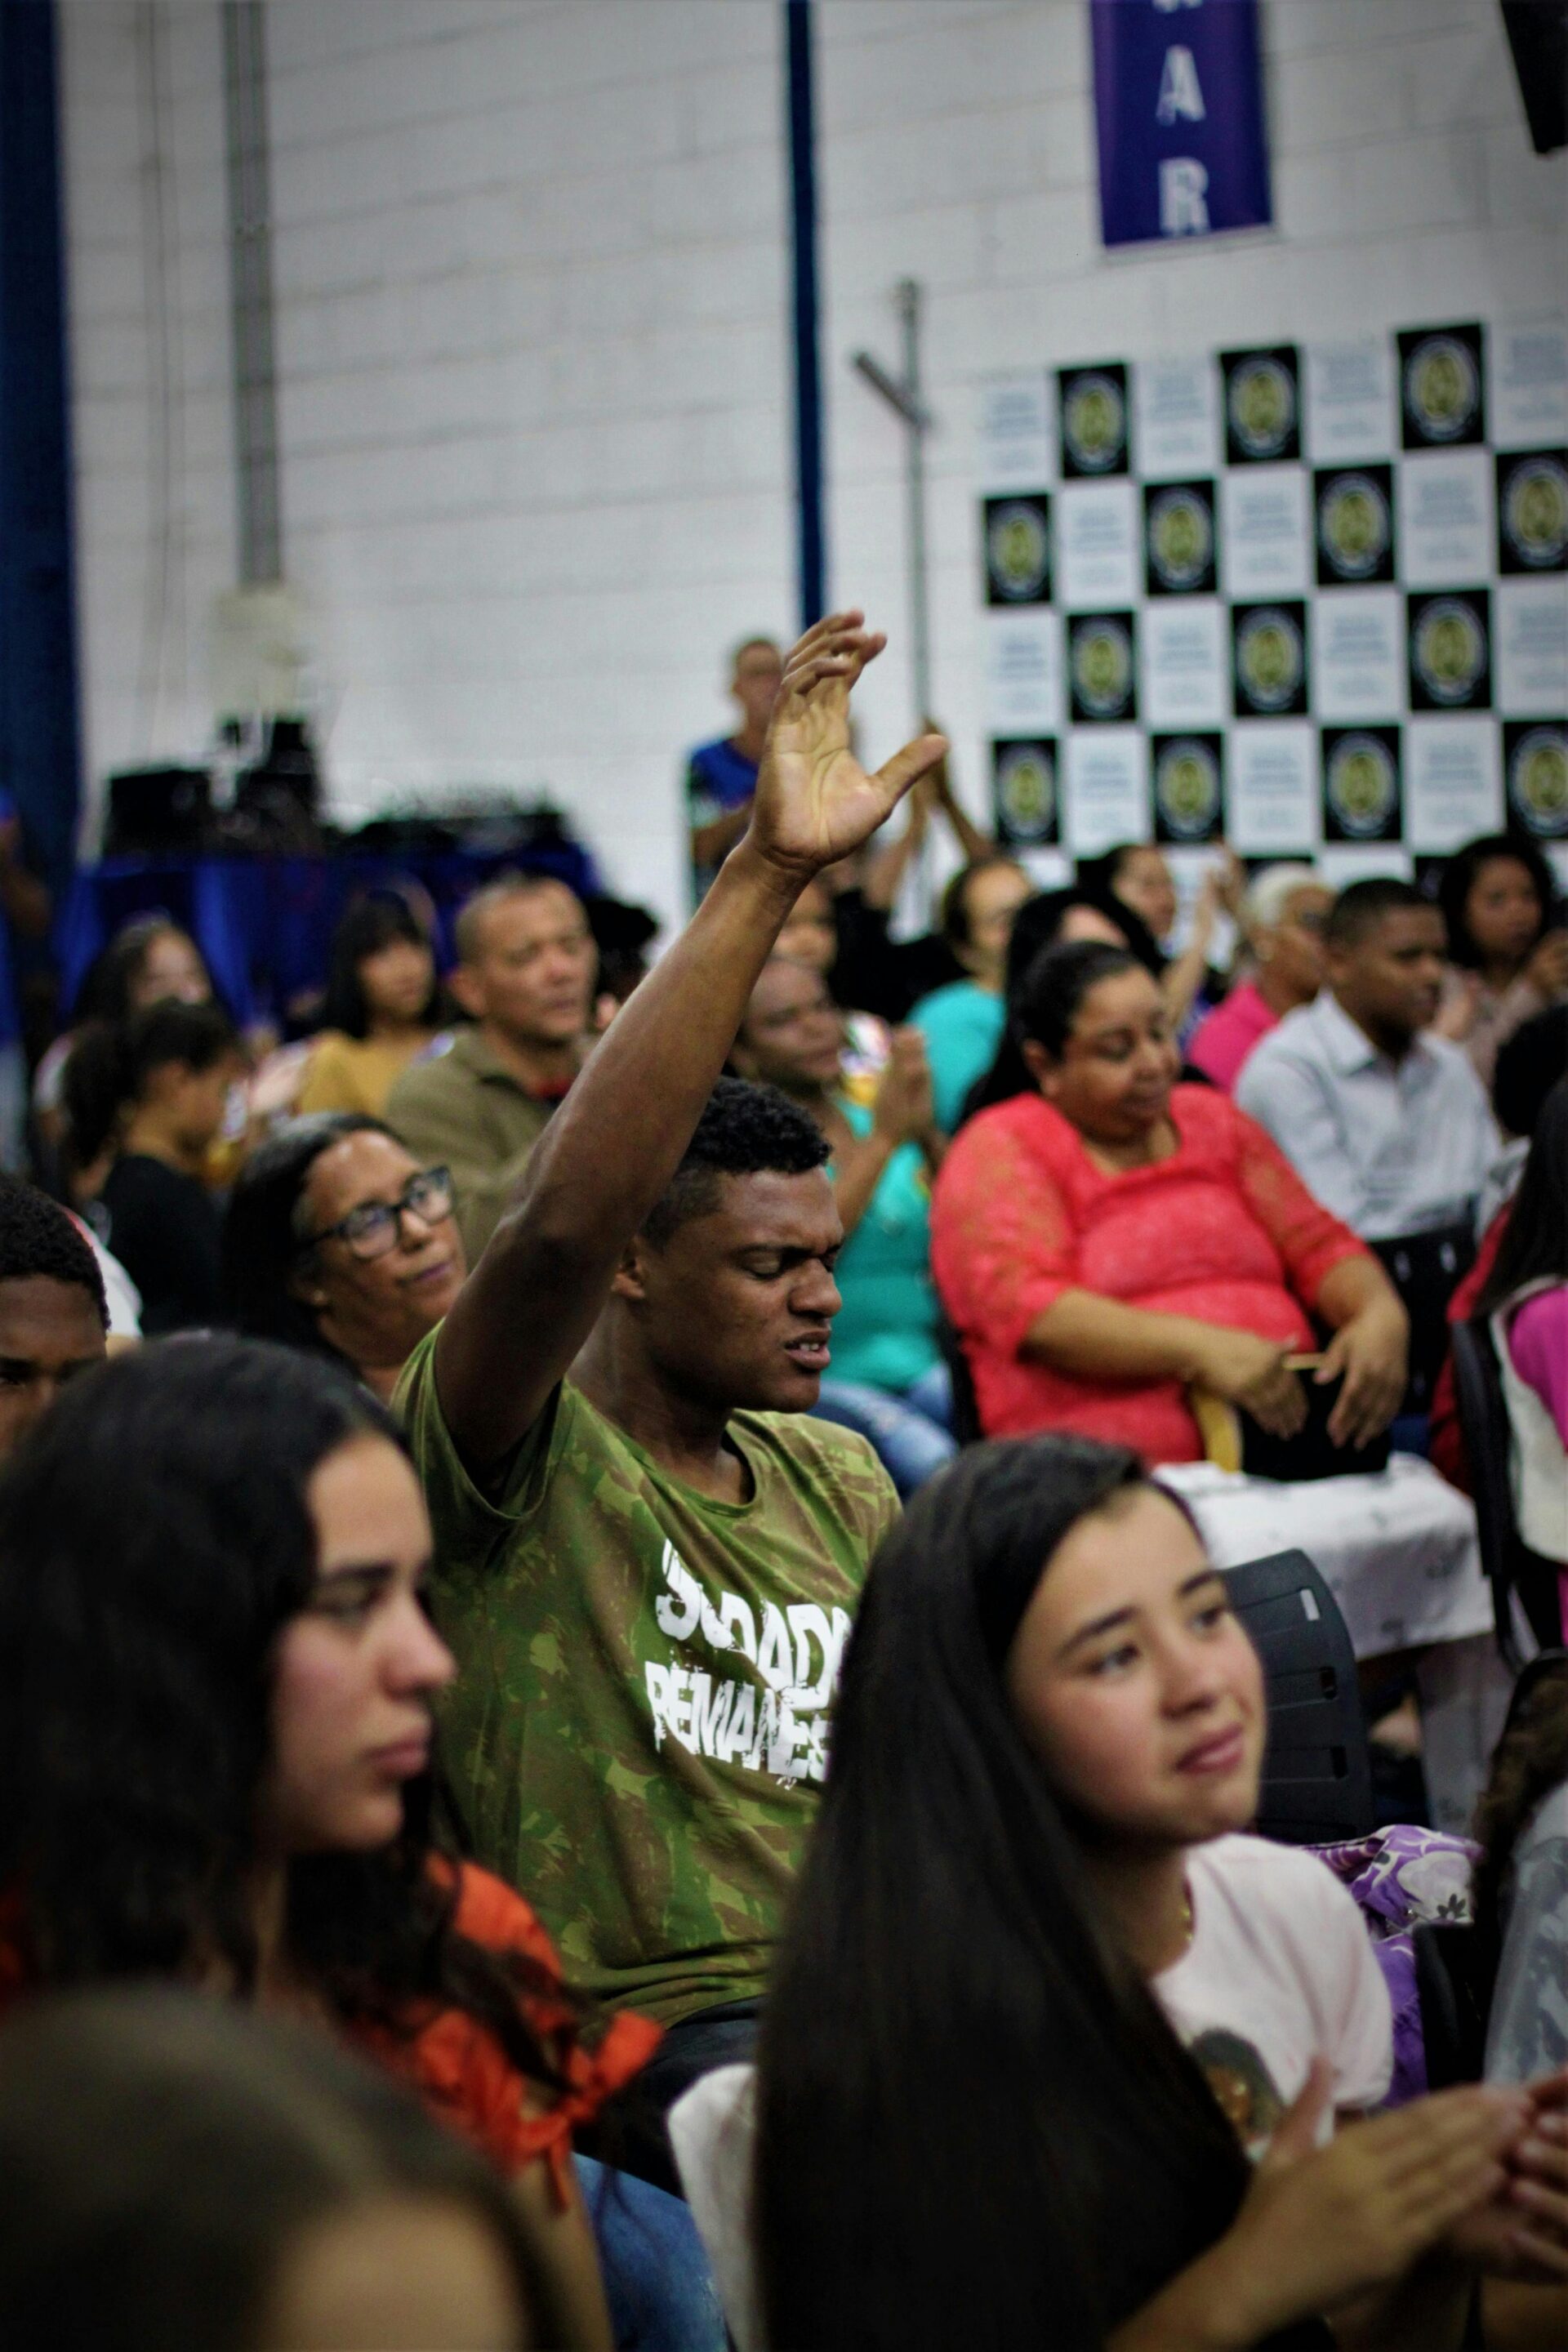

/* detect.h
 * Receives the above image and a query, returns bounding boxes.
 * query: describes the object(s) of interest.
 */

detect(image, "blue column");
[0,0,81,892]
[785,0,825,629]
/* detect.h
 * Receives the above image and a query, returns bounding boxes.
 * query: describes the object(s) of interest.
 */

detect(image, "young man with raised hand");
[398,614,946,2159]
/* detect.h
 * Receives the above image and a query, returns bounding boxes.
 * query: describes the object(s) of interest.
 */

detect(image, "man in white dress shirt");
[1237,878,1496,1409]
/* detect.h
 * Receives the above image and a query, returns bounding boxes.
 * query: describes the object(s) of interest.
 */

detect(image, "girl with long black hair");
[747,1437,1560,2351]
[299,891,446,1119]
[0,1337,658,2350]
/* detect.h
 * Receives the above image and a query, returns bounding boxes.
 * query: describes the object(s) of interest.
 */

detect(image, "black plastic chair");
[936,1314,982,1447]
[1223,1548,1374,1846]
[1414,1919,1496,2089]
[1450,1318,1561,1667]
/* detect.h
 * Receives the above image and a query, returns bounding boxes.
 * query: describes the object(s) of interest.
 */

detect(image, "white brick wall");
[59,0,1567,934]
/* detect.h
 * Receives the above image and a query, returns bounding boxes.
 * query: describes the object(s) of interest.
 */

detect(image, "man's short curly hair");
[0,1178,109,1328]
[640,1077,830,1247]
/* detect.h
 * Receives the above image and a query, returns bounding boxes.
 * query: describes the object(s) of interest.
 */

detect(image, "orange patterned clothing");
[345,1861,659,2195]
[931,1085,1368,1463]
[0,1863,658,2203]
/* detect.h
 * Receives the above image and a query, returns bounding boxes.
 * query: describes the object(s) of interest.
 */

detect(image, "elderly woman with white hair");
[1187,862,1334,1093]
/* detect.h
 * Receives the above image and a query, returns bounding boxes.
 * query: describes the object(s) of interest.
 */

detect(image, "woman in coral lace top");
[0,1339,658,2351]
[931,942,1409,1464]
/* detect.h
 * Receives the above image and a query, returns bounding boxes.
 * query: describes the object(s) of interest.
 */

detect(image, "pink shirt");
[1187,978,1280,1094]
[1508,1286,1568,1446]
[930,1085,1368,1463]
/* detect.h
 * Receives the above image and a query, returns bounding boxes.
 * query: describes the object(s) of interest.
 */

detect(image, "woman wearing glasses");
[224,1116,465,1401]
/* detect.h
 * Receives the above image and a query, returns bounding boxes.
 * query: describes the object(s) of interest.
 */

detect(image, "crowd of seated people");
[0,617,1561,2347]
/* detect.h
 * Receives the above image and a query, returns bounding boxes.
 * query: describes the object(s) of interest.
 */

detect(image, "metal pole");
[897,278,931,733]
[223,1,282,586]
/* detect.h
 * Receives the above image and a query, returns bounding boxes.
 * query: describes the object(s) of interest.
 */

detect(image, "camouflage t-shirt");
[398,1332,900,2029]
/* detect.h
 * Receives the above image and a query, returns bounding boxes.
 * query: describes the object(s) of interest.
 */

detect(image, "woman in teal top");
[909,856,1033,1129]
[731,957,955,1495]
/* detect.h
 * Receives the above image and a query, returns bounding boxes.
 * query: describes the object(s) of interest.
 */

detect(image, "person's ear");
[610,1235,652,1304]
[1020,1038,1058,1097]
[287,1253,330,1313]
[447,964,484,1021]
[728,1026,759,1080]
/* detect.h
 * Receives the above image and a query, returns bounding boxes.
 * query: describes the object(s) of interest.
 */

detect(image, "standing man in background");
[684,635,783,905]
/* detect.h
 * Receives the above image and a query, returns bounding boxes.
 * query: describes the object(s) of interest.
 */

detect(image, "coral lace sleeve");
[931,1102,1079,1360]
[359,1862,660,2203]
[1228,1099,1369,1308]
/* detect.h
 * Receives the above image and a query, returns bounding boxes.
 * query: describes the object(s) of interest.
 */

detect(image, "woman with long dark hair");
[747,1438,1552,2352]
[1434,834,1568,1089]
[1475,1076,1568,1639]
[225,1113,465,1400]
[298,892,445,1119]
[0,1338,657,2348]
[958,884,1132,1124]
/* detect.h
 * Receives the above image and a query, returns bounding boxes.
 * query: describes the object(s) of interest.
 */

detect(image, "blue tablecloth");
[56,842,599,1030]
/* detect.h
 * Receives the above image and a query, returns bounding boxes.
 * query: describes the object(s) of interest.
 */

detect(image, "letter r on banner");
[1160,157,1210,233]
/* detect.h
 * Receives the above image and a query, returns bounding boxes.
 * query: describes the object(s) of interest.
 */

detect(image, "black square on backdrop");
[1496,450,1568,575]
[991,739,1060,846]
[1221,345,1301,465]
[1398,323,1486,450]
[1503,720,1568,841]
[982,493,1053,605]
[1407,589,1491,712]
[1152,734,1225,844]
[1067,611,1138,724]
[1232,600,1310,718]
[1321,726,1403,843]
[1144,479,1218,596]
[1058,363,1130,479]
[1314,463,1396,586]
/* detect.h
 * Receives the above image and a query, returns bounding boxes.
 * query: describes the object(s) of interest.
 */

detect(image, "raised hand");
[746,612,947,885]
[873,1028,936,1147]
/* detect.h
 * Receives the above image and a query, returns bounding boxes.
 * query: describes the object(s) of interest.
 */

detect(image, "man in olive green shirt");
[399,612,946,2157]
[385,872,595,1261]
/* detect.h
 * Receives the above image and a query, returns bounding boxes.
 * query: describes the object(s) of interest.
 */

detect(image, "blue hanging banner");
[1091,0,1272,249]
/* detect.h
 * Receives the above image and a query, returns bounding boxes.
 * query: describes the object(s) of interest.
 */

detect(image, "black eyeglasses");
[302,1167,454,1261]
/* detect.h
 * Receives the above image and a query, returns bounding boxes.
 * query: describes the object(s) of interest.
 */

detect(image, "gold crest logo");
[1062,373,1126,473]
[1412,599,1486,706]
[987,501,1051,600]
[1326,734,1398,839]
[1228,356,1296,460]
[1147,488,1213,591]
[1319,473,1392,581]
[1236,608,1304,712]
[1156,740,1221,840]
[1071,619,1134,719]
[996,744,1056,841]
[1508,728,1568,837]
[1405,334,1481,443]
[1502,457,1568,570]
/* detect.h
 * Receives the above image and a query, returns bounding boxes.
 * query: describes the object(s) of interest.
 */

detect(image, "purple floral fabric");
[1312,1828,1477,2106]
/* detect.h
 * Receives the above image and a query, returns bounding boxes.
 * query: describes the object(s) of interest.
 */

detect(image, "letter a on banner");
[1091,0,1272,248]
